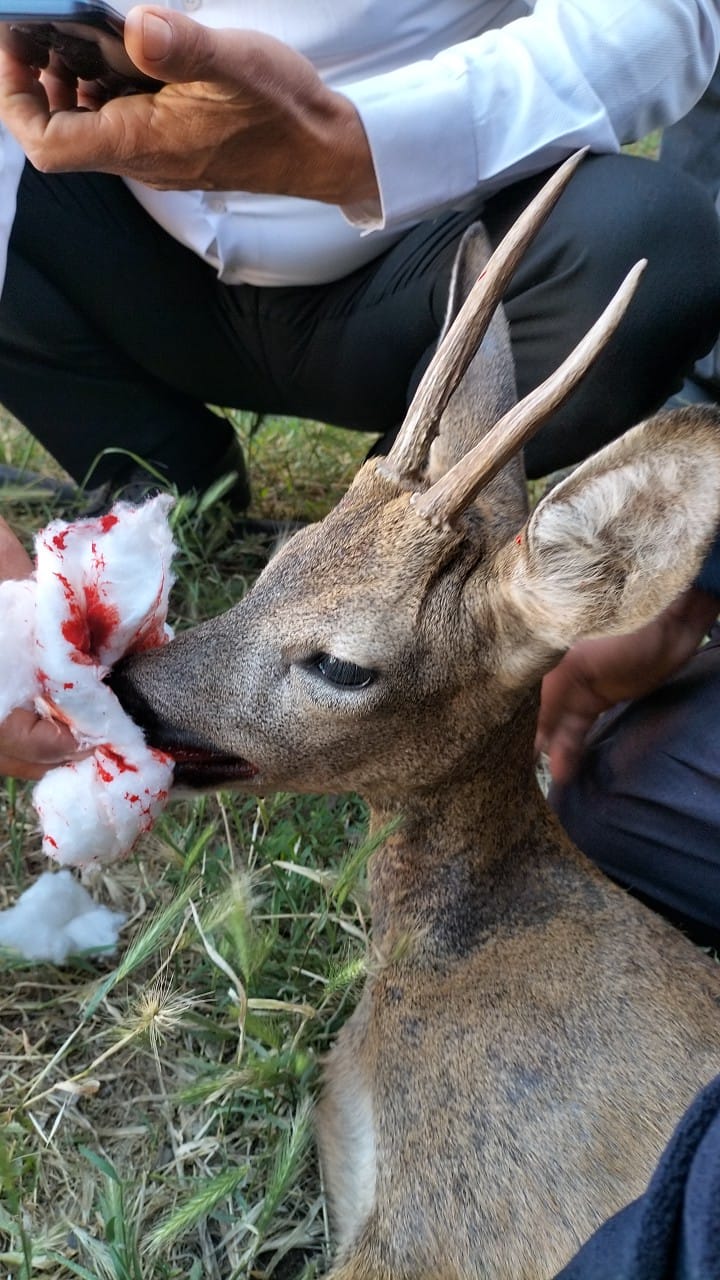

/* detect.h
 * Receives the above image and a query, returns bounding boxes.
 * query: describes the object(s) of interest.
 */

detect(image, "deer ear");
[489,408,720,679]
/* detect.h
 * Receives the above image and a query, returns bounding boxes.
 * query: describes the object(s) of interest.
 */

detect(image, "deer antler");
[411,259,647,528]
[381,149,588,485]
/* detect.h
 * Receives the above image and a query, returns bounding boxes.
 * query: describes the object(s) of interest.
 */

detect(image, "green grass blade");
[146,1165,249,1255]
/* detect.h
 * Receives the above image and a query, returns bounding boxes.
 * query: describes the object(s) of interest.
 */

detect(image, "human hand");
[535,588,720,786]
[0,517,80,780]
[0,5,379,204]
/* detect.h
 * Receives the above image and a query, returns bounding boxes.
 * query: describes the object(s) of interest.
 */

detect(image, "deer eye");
[314,653,375,689]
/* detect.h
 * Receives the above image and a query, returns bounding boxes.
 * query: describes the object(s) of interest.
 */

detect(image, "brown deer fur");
[114,216,720,1278]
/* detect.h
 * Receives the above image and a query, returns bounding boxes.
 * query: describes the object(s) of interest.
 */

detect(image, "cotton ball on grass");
[0,870,126,964]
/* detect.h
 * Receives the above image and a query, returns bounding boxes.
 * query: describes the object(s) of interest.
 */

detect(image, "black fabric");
[659,57,720,595]
[550,631,720,950]
[555,1072,720,1280]
[694,529,720,597]
[1,153,719,487]
[662,62,720,204]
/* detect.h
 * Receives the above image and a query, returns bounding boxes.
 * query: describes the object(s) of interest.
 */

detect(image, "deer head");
[112,154,720,820]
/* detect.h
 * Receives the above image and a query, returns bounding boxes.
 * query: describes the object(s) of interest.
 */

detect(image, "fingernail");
[142,12,173,60]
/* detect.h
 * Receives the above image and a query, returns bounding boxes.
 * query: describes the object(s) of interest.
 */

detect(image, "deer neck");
[364,692,574,957]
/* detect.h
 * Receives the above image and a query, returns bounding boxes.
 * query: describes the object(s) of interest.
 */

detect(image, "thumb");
[124,5,221,83]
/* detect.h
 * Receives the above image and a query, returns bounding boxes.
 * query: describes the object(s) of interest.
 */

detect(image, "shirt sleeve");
[0,127,24,292]
[341,0,720,230]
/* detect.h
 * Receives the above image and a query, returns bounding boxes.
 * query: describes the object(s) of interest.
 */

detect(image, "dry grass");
[1,790,373,1280]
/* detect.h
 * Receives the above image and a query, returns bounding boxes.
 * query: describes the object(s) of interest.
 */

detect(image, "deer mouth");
[168,746,259,790]
[105,664,258,789]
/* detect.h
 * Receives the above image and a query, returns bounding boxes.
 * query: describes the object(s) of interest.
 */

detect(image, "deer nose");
[106,656,170,751]
[108,656,259,788]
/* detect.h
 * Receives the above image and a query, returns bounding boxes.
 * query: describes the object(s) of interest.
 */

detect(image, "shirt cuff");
[341,55,477,231]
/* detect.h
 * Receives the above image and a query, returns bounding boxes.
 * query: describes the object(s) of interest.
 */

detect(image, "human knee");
[550,154,720,323]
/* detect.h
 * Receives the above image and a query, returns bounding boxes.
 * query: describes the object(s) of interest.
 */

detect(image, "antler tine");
[412,258,648,528]
[381,149,588,485]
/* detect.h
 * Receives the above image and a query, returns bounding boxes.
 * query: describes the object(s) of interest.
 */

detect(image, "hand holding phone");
[0,6,377,206]
[0,0,162,96]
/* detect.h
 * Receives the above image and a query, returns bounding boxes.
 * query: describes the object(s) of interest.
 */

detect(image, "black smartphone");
[0,0,163,94]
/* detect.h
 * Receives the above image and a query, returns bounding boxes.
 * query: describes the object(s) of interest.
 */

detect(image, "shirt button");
[207,197,227,214]
[183,0,201,10]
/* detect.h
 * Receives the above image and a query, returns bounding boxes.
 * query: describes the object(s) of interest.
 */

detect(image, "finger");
[535,673,567,757]
[0,708,79,766]
[0,42,47,96]
[544,710,595,787]
[41,57,80,111]
[0,44,51,137]
[0,517,32,578]
[0,44,63,150]
[76,81,110,109]
[124,6,220,83]
[0,46,131,169]
[0,753,50,781]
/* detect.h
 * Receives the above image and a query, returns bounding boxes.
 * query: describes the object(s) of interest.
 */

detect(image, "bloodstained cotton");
[0,496,177,866]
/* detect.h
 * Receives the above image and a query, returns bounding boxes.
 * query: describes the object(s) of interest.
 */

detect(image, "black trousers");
[1,152,719,489]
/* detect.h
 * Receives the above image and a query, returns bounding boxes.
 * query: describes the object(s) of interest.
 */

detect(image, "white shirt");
[1,0,720,287]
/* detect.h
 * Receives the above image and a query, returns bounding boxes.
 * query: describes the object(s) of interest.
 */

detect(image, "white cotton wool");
[0,578,37,721]
[35,741,172,867]
[0,870,126,964]
[34,500,176,673]
[0,495,177,868]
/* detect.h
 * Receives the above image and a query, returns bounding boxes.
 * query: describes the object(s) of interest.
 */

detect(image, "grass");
[0,407,376,1279]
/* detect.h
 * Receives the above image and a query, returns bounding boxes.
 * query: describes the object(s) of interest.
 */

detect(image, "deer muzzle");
[107,654,258,790]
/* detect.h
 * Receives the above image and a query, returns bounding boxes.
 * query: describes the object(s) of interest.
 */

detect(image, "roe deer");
[113,154,720,1278]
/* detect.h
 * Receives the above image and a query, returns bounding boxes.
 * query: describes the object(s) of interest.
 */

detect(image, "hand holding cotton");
[0,497,176,866]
